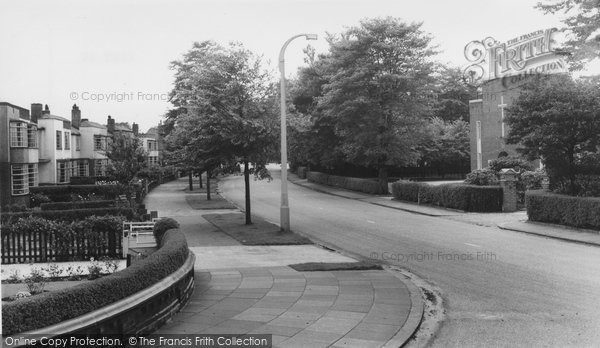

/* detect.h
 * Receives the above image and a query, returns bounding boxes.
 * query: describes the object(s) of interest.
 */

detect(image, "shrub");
[464,169,499,186]
[488,156,534,173]
[391,181,503,212]
[297,166,308,179]
[40,200,116,211]
[1,207,135,224]
[30,185,120,203]
[574,174,600,197]
[153,217,180,245]
[70,176,96,185]
[2,228,189,335]
[24,268,46,295]
[30,193,51,207]
[307,171,386,194]
[526,190,600,229]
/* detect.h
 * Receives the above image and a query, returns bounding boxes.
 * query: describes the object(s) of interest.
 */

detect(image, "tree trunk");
[188,172,193,191]
[378,166,389,194]
[199,171,203,188]
[206,169,211,200]
[244,161,251,225]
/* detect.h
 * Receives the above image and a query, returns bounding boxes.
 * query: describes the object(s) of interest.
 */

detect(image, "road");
[218,168,600,347]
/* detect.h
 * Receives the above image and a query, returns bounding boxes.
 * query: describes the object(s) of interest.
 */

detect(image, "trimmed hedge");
[2,228,189,335]
[391,180,503,212]
[306,171,386,194]
[1,207,135,224]
[526,190,600,229]
[297,166,308,179]
[40,200,116,211]
[30,185,120,202]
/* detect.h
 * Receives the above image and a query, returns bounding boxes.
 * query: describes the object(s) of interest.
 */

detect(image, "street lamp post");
[279,33,317,232]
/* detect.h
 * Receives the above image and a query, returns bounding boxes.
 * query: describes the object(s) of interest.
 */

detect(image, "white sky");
[1,0,596,131]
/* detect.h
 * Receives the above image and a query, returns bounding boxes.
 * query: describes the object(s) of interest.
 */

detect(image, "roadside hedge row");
[2,228,190,335]
[297,166,308,179]
[1,207,135,224]
[306,171,386,194]
[526,190,600,229]
[391,180,503,212]
[40,200,116,211]
[31,185,120,202]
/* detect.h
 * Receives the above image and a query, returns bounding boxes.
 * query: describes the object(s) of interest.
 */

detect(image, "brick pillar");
[499,168,518,212]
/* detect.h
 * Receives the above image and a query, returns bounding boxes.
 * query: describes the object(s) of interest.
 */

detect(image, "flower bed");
[2,227,190,335]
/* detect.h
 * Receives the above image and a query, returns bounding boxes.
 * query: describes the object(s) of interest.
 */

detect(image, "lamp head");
[305,34,318,40]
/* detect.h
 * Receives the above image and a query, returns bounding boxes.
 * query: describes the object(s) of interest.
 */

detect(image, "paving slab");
[144,177,423,347]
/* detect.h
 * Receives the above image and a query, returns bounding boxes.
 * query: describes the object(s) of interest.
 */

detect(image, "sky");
[1,0,596,132]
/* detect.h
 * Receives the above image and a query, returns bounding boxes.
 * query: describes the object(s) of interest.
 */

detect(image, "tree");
[169,41,278,224]
[505,74,600,193]
[417,117,471,175]
[105,132,148,203]
[432,66,479,122]
[536,0,600,70]
[317,17,437,192]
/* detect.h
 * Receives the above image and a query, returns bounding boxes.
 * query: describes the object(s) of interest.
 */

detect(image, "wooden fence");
[1,229,122,264]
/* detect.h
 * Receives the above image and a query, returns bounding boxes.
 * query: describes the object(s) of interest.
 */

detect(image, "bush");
[391,181,503,212]
[526,190,600,229]
[464,169,499,186]
[1,207,135,224]
[70,176,96,185]
[488,156,534,173]
[40,200,116,211]
[2,228,189,335]
[297,166,308,179]
[30,193,51,207]
[153,217,180,245]
[573,174,600,197]
[30,185,120,203]
[307,171,385,194]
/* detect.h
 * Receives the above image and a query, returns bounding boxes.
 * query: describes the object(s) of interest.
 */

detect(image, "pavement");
[289,173,600,247]
[144,177,424,348]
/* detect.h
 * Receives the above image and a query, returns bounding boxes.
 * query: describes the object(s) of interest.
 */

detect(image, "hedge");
[306,171,386,194]
[31,185,120,202]
[391,180,503,212]
[2,228,189,335]
[40,200,116,211]
[297,166,308,179]
[526,190,600,229]
[1,207,135,224]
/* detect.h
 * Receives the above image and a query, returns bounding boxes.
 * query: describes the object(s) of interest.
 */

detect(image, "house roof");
[80,120,106,129]
[39,114,70,122]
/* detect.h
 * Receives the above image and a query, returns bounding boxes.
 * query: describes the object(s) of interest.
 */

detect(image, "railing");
[1,229,122,264]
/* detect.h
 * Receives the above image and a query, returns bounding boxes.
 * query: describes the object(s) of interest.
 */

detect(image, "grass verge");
[288,261,382,272]
[202,213,312,245]
[185,194,237,210]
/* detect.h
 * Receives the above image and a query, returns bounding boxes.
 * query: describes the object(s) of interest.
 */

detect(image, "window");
[75,136,80,151]
[94,135,105,151]
[64,132,70,150]
[57,161,70,183]
[148,156,159,166]
[27,124,38,148]
[94,159,107,176]
[28,164,38,188]
[56,131,62,150]
[11,164,28,195]
[148,140,157,151]
[9,122,27,147]
[71,160,89,177]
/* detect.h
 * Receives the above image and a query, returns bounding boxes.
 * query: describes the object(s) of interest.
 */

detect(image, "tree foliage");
[105,132,147,186]
[417,117,471,175]
[537,0,600,70]
[505,74,600,193]
[167,41,278,223]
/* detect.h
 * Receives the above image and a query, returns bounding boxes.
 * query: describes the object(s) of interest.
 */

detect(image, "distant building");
[138,126,160,166]
[0,102,39,207]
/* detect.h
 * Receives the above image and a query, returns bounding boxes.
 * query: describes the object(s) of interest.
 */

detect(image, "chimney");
[71,104,81,129]
[42,104,50,115]
[31,103,43,123]
[132,123,139,135]
[107,115,115,134]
